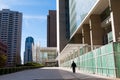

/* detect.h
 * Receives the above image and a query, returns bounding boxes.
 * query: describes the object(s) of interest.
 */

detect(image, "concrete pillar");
[73,49,75,59]
[89,15,104,46]
[109,0,120,42]
[82,24,91,45]
[77,47,79,57]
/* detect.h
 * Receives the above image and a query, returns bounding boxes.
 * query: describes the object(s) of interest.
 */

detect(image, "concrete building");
[0,9,22,66]
[47,10,57,47]
[24,37,34,64]
[57,0,120,78]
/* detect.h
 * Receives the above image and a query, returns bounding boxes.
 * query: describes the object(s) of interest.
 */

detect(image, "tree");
[0,54,7,68]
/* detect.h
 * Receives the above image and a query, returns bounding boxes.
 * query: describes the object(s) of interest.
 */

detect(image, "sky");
[0,0,56,62]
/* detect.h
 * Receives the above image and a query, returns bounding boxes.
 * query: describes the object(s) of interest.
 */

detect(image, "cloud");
[9,0,53,6]
[23,15,47,28]
[0,0,10,9]
[0,0,33,9]
[0,0,44,6]
[0,4,9,10]
[23,15,46,20]
[39,38,47,47]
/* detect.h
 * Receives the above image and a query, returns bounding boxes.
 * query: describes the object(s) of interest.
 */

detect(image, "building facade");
[32,44,58,66]
[32,43,58,67]
[57,0,70,53]
[57,0,120,78]
[0,9,22,66]
[47,10,57,47]
[39,47,57,66]
[24,37,34,64]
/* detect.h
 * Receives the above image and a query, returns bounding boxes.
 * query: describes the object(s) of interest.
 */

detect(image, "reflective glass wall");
[69,0,98,37]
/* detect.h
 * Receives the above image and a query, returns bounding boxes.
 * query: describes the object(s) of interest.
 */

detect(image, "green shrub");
[0,64,44,75]
[24,62,44,67]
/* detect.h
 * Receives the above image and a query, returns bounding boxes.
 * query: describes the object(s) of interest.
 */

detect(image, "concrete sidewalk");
[0,67,117,80]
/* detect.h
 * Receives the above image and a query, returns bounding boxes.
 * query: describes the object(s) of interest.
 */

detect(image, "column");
[82,24,91,45]
[89,14,104,49]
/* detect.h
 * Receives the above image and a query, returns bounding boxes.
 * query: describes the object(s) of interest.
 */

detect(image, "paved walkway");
[0,67,118,80]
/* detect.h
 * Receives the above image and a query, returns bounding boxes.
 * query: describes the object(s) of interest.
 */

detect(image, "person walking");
[71,61,76,73]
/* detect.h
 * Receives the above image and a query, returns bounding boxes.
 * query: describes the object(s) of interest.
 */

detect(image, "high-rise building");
[0,9,22,66]
[47,10,57,47]
[24,37,34,64]
[57,0,120,78]
[57,0,70,53]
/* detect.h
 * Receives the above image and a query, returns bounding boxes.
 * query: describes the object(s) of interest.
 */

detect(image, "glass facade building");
[69,0,98,37]
[24,37,34,64]
[57,0,120,78]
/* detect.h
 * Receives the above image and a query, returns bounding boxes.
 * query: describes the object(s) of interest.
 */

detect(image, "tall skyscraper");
[47,10,57,47]
[0,9,22,66]
[57,0,70,53]
[24,37,34,64]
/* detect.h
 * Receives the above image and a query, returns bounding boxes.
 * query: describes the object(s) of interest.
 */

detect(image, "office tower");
[24,37,34,64]
[57,0,120,78]
[57,0,70,53]
[47,10,57,47]
[0,9,22,66]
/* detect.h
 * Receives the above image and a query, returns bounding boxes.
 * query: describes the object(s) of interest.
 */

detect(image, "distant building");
[32,43,40,63]
[32,43,58,66]
[24,37,34,64]
[0,40,7,67]
[47,10,57,47]
[0,9,22,66]
[39,47,58,67]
